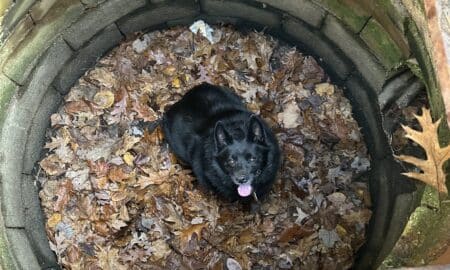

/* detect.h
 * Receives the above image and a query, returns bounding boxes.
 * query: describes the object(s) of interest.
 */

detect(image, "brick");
[118,3,200,34]
[5,228,40,270]
[63,0,146,49]
[378,70,414,110]
[1,0,35,31]
[312,0,370,32]
[360,18,404,70]
[0,15,34,65]
[22,175,58,268]
[257,0,325,28]
[23,87,61,174]
[80,0,106,8]
[201,0,281,29]
[0,74,19,128]
[19,38,72,113]
[3,0,84,85]
[283,17,352,81]
[54,24,123,94]
[166,16,201,28]
[344,76,390,159]
[30,0,58,22]
[322,15,387,93]
[197,15,241,26]
[150,0,169,3]
[0,200,17,270]
[0,96,30,228]
[395,77,424,108]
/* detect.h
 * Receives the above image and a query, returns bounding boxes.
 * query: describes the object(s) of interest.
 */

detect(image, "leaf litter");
[38,25,372,269]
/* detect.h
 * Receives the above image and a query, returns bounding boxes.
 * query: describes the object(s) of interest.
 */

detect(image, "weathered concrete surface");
[2,0,84,84]
[201,0,281,28]
[0,199,17,270]
[257,0,326,28]
[117,2,200,34]
[63,0,145,49]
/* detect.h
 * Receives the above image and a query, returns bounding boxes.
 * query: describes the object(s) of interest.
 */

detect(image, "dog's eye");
[227,158,235,167]
[249,156,256,162]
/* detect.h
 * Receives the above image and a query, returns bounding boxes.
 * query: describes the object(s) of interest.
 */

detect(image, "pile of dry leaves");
[38,25,372,269]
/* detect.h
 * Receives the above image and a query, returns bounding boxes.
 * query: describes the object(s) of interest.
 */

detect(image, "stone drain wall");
[0,0,447,269]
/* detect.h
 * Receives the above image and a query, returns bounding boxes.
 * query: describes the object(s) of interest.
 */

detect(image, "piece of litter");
[132,34,152,53]
[189,20,215,44]
[226,258,242,270]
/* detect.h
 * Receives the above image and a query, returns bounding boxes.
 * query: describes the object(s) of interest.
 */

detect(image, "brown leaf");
[93,90,115,109]
[64,100,91,114]
[315,83,334,96]
[40,154,65,176]
[88,160,109,177]
[123,152,134,166]
[108,166,130,182]
[89,68,117,88]
[396,108,450,195]
[66,244,81,264]
[54,180,73,212]
[172,77,182,88]
[96,246,127,270]
[115,133,141,156]
[179,223,207,247]
[342,209,372,224]
[278,101,302,128]
[131,97,158,122]
[111,191,128,202]
[163,65,176,76]
[237,228,257,244]
[150,239,171,261]
[47,213,62,228]
[278,224,314,243]
[94,221,111,236]
[137,171,168,189]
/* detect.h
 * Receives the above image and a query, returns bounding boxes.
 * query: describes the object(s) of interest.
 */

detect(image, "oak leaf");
[396,108,450,195]
[179,223,207,247]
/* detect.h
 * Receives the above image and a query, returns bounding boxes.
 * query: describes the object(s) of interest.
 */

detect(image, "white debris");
[351,156,371,173]
[226,258,242,270]
[189,20,215,44]
[132,33,152,53]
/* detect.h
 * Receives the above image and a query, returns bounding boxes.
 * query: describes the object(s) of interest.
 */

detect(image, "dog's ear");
[214,121,232,151]
[248,115,266,144]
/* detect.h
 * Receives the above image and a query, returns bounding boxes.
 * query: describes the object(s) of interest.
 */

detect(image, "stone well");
[0,0,448,269]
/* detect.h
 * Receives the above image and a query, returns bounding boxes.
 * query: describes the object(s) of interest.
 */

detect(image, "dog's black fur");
[162,83,280,201]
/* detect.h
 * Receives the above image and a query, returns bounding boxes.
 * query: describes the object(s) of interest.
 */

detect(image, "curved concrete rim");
[0,1,425,269]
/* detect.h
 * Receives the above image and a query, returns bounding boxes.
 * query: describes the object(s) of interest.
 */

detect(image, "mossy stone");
[313,0,370,32]
[2,0,84,84]
[360,18,404,70]
[0,73,18,128]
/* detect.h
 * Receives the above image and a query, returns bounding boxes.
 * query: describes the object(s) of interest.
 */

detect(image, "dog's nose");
[236,175,246,183]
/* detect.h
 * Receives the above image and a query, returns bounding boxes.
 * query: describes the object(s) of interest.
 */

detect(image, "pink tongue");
[237,184,253,197]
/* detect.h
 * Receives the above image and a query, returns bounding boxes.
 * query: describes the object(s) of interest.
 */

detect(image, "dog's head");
[214,115,269,197]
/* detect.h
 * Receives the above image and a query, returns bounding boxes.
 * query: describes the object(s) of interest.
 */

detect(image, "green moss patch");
[360,18,404,70]
[313,0,370,32]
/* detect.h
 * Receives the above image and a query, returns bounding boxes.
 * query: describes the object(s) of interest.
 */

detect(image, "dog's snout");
[236,174,247,183]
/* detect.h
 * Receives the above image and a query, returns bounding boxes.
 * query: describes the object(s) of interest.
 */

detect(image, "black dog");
[162,83,280,201]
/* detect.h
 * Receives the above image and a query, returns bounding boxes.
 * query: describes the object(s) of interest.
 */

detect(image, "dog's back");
[162,83,280,200]
[162,83,246,162]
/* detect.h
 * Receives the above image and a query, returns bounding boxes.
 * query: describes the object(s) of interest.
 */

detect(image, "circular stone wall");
[0,0,445,269]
